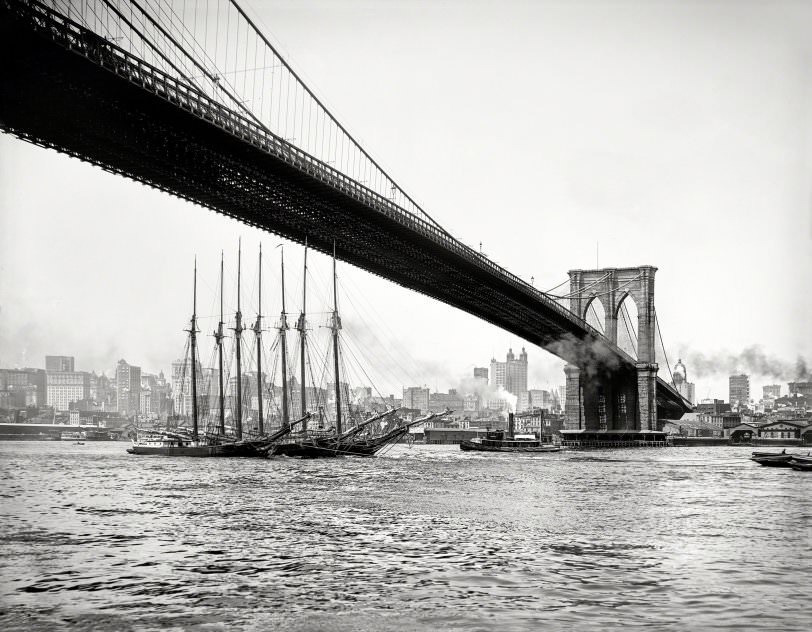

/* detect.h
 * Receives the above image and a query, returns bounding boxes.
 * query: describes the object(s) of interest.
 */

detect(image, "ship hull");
[270,440,340,458]
[271,436,393,458]
[460,440,561,453]
[127,442,265,457]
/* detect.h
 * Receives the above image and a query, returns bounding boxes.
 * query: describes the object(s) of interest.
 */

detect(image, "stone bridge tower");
[563,266,659,438]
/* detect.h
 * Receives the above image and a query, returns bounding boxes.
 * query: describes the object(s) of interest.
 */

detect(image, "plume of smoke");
[682,345,810,381]
[456,376,518,413]
[547,333,622,378]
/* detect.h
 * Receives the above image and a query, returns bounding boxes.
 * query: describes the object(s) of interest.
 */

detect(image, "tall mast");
[279,247,290,427]
[189,257,199,441]
[233,239,243,439]
[297,239,308,431]
[331,242,342,434]
[215,251,226,436]
[253,244,264,435]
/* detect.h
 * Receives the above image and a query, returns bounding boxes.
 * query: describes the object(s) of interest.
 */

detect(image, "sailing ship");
[271,242,451,458]
[128,246,300,457]
[129,238,446,458]
[460,413,562,453]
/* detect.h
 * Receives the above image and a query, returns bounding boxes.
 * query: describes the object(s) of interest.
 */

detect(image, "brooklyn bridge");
[0,0,691,441]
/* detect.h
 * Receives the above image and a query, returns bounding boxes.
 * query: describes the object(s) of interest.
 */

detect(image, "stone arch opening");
[616,294,638,359]
[584,295,606,335]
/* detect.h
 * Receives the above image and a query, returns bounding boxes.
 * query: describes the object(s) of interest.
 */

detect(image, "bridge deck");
[0,0,689,416]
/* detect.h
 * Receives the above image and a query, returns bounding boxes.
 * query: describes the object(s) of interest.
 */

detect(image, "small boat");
[750,450,796,467]
[460,414,561,453]
[789,454,812,471]
[74,441,85,445]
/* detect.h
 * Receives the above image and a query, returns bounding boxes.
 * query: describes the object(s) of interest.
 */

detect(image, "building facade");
[45,355,75,373]
[672,359,696,405]
[489,348,528,398]
[729,374,750,411]
[763,384,781,399]
[402,386,430,414]
[116,359,142,417]
[788,382,812,397]
[46,371,92,411]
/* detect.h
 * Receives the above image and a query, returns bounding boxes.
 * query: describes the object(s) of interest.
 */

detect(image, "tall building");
[171,358,196,417]
[729,374,750,411]
[402,386,430,413]
[473,367,488,382]
[0,368,46,409]
[672,359,696,405]
[428,389,464,413]
[489,348,528,397]
[116,359,142,417]
[528,389,553,411]
[788,382,812,397]
[45,355,75,373]
[763,384,781,399]
[46,371,92,411]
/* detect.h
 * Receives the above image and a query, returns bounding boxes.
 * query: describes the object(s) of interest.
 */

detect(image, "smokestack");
[508,412,515,438]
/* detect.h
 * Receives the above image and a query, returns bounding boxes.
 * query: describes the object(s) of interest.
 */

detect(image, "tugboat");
[460,413,562,453]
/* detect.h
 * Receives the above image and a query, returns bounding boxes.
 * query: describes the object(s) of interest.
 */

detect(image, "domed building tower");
[672,359,695,405]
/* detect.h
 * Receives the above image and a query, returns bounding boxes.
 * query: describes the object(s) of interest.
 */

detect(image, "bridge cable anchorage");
[653,309,676,387]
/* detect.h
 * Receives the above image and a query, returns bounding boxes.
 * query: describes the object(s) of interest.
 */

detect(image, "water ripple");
[1,442,810,631]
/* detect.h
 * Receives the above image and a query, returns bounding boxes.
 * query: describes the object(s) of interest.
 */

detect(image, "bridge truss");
[0,0,690,418]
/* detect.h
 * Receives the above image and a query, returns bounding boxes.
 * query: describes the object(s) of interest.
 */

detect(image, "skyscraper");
[45,355,75,373]
[729,374,750,411]
[473,367,488,381]
[116,359,142,417]
[763,384,781,399]
[402,386,429,413]
[490,348,528,396]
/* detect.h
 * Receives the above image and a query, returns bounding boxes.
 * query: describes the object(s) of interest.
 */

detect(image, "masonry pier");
[560,266,667,448]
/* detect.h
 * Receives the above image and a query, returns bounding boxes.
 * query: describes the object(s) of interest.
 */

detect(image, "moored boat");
[128,250,283,458]
[789,454,812,471]
[750,450,796,467]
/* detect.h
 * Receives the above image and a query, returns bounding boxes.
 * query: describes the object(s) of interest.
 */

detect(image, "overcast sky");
[1,0,810,402]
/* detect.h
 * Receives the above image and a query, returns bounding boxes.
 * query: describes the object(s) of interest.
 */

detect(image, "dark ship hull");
[750,452,798,468]
[127,439,270,457]
[270,426,409,458]
[460,440,561,453]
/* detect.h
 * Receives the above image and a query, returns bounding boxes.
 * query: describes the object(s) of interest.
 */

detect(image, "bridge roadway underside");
[0,13,686,420]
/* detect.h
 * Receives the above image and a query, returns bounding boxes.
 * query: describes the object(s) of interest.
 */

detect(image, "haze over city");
[2,0,810,402]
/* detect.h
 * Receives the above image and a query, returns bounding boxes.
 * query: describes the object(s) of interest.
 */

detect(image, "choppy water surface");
[0,442,809,631]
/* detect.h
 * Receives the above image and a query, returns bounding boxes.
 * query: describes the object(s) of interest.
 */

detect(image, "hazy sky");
[1,0,810,401]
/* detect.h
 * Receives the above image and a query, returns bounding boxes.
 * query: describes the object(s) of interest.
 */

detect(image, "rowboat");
[750,450,796,467]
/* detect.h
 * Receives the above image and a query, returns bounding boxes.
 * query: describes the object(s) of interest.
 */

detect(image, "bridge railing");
[16,0,614,354]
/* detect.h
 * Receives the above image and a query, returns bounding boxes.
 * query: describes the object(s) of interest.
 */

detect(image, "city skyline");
[4,346,806,418]
[2,0,810,409]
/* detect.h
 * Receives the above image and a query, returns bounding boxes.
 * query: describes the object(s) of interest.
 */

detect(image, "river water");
[0,441,809,631]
